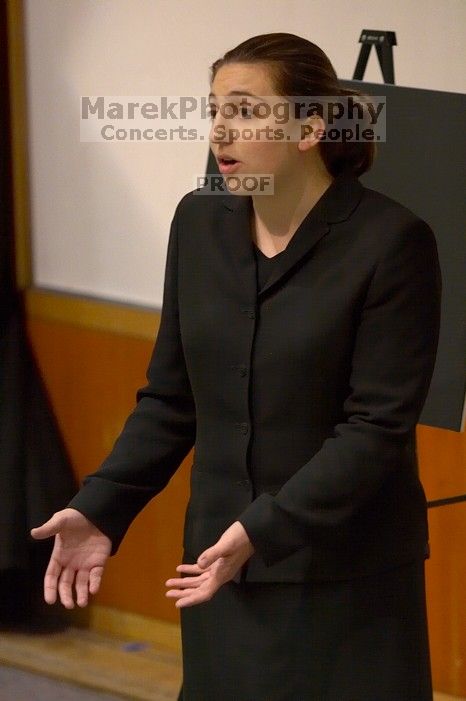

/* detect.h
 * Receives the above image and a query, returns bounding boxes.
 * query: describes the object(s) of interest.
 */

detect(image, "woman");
[31,33,441,700]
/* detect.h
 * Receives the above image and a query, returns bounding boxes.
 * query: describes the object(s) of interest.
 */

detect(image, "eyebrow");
[208,90,262,99]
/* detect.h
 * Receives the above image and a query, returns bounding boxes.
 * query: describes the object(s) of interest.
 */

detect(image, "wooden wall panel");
[25,311,465,695]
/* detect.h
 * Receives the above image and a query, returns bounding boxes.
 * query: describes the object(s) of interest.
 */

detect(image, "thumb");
[197,545,224,569]
[30,513,65,540]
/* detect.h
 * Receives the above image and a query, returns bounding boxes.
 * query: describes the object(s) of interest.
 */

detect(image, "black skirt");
[178,556,433,701]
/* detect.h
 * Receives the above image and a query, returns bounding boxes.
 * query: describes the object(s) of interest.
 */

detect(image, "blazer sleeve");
[67,197,196,555]
[237,217,442,567]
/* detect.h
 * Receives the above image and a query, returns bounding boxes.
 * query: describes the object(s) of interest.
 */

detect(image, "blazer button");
[235,422,249,434]
[241,307,256,319]
[236,479,251,487]
[230,364,248,377]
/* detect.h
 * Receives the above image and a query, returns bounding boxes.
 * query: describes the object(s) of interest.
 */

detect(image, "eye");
[208,104,253,120]
[240,107,253,118]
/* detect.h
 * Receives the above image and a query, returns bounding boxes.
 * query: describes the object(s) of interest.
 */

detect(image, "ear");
[298,113,326,153]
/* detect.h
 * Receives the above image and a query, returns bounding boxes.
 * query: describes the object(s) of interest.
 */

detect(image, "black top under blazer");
[68,172,442,584]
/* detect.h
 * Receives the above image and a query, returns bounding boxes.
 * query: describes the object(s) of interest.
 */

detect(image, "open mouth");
[218,157,239,165]
[217,157,241,174]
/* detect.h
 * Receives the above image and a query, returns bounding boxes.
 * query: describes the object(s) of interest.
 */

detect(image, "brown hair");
[210,32,376,177]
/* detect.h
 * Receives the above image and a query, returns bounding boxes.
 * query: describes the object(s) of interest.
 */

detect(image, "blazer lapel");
[219,172,364,300]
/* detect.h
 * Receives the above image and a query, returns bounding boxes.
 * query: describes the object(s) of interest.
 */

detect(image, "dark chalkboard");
[341,80,465,432]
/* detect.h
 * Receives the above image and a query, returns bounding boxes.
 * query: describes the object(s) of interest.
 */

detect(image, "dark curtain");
[0,2,77,627]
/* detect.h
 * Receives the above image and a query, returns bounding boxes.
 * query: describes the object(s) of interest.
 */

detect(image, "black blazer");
[68,172,442,583]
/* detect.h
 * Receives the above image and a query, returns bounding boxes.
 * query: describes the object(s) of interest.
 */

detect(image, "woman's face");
[209,62,306,194]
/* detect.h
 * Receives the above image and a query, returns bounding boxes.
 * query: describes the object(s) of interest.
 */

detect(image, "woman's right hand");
[30,508,112,609]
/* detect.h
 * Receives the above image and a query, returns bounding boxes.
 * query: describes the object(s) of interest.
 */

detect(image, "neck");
[250,165,334,253]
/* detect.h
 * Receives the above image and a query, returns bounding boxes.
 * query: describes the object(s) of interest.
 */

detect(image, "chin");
[223,173,270,197]
[222,176,250,196]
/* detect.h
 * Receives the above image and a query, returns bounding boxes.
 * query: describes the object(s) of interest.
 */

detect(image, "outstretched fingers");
[43,557,62,605]
[172,584,215,608]
[75,569,90,607]
[166,573,208,589]
[89,567,104,596]
[58,567,77,609]
[176,563,207,574]
[44,566,103,608]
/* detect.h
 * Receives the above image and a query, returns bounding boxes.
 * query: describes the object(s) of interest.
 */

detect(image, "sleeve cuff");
[236,492,311,567]
[67,477,155,556]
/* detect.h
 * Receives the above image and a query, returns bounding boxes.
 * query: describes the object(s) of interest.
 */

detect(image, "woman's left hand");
[165,521,255,608]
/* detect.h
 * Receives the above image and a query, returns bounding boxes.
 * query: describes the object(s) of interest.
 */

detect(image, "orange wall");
[26,315,466,695]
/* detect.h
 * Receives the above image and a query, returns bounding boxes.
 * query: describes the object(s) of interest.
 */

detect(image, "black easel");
[353,29,397,84]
